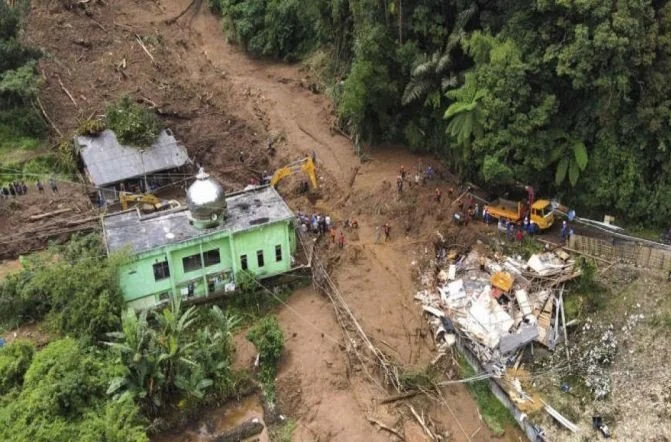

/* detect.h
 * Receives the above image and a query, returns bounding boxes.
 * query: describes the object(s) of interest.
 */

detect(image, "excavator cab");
[270,157,318,190]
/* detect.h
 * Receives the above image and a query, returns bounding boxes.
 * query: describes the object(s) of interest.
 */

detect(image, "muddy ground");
[1,1,530,441]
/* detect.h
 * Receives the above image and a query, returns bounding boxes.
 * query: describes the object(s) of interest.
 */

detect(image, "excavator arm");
[270,157,318,189]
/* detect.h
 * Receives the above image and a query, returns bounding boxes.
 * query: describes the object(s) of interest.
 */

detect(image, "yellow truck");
[486,198,554,231]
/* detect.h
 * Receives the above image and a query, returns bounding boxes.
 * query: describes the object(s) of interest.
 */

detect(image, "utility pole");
[139,149,149,193]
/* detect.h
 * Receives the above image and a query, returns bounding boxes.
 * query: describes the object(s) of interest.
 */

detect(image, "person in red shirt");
[515,228,524,242]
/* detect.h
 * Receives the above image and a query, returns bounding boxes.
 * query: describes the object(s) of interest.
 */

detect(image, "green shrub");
[77,118,106,137]
[0,340,35,395]
[105,96,162,147]
[0,234,125,341]
[247,315,284,403]
[0,338,148,441]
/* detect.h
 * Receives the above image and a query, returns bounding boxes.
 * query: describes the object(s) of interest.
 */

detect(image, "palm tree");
[401,4,477,106]
[443,73,485,148]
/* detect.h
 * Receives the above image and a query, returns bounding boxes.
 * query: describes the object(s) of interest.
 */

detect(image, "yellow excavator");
[270,157,318,189]
[119,192,181,213]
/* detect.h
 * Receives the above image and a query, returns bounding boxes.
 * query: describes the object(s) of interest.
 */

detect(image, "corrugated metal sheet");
[76,129,190,186]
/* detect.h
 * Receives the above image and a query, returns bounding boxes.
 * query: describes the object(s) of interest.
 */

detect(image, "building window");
[240,254,248,270]
[275,245,282,262]
[182,253,203,273]
[257,250,265,267]
[204,249,221,267]
[153,261,170,281]
[158,292,170,302]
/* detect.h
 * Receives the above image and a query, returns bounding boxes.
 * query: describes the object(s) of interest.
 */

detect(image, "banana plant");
[550,133,588,187]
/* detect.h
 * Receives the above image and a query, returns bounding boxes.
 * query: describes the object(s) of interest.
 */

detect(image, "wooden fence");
[569,234,671,271]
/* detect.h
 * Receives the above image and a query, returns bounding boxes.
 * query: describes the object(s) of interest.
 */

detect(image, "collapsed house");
[416,245,581,438]
[76,129,192,202]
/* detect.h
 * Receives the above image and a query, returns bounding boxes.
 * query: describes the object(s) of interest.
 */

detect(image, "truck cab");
[529,199,554,230]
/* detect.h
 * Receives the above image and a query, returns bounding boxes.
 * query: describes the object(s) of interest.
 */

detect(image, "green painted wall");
[120,220,295,309]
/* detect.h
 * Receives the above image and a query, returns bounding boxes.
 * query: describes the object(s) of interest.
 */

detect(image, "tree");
[401,4,477,106]
[0,340,34,396]
[443,73,485,149]
[105,96,163,147]
[105,296,239,414]
[0,338,147,442]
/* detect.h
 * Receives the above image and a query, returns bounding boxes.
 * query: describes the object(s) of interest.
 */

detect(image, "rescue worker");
[560,220,569,242]
[338,231,345,249]
[49,177,58,194]
[483,206,489,224]
[414,173,420,186]
[435,188,442,203]
[397,175,404,194]
[383,223,391,241]
[400,165,406,180]
[330,227,336,243]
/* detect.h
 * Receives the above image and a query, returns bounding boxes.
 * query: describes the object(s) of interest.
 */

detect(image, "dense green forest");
[0,1,43,152]
[210,0,671,226]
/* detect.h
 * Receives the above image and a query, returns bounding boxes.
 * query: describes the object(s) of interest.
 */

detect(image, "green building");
[102,169,297,309]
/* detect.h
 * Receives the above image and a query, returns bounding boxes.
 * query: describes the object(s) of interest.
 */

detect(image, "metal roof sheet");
[103,185,295,255]
[76,129,190,187]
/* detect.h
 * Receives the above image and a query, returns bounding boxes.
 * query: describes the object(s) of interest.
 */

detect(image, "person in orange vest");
[435,188,442,203]
[338,231,345,249]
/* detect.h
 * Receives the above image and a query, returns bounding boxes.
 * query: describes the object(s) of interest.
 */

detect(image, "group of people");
[297,212,332,235]
[396,164,436,194]
[1,178,58,199]
[1,181,28,198]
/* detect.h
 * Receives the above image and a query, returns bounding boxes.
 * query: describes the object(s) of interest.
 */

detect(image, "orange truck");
[486,198,554,231]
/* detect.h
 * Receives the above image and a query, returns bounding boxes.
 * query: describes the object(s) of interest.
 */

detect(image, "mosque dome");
[186,168,227,227]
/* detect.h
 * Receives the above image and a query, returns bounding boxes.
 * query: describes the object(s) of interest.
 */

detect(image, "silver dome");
[186,168,227,225]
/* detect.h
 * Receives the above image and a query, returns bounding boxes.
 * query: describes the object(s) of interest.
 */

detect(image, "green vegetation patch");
[458,355,515,437]
[0,2,45,159]
[247,315,284,404]
[105,96,162,147]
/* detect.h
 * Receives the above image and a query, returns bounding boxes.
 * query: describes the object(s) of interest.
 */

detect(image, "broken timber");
[28,208,72,221]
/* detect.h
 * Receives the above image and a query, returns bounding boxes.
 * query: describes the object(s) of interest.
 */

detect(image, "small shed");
[76,129,191,201]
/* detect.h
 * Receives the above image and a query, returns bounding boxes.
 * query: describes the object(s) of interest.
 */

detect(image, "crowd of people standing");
[1,178,58,199]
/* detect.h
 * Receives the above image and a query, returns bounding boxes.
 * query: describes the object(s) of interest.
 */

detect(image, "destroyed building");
[76,129,191,202]
[416,245,580,438]
[102,169,298,309]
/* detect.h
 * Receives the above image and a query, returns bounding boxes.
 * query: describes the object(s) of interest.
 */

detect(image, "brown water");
[153,395,268,442]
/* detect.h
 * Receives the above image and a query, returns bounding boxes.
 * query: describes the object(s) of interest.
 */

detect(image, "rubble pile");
[580,320,618,400]
[417,248,580,368]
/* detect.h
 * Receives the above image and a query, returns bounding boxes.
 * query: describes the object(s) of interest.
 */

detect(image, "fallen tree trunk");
[212,419,264,442]
[28,208,72,221]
